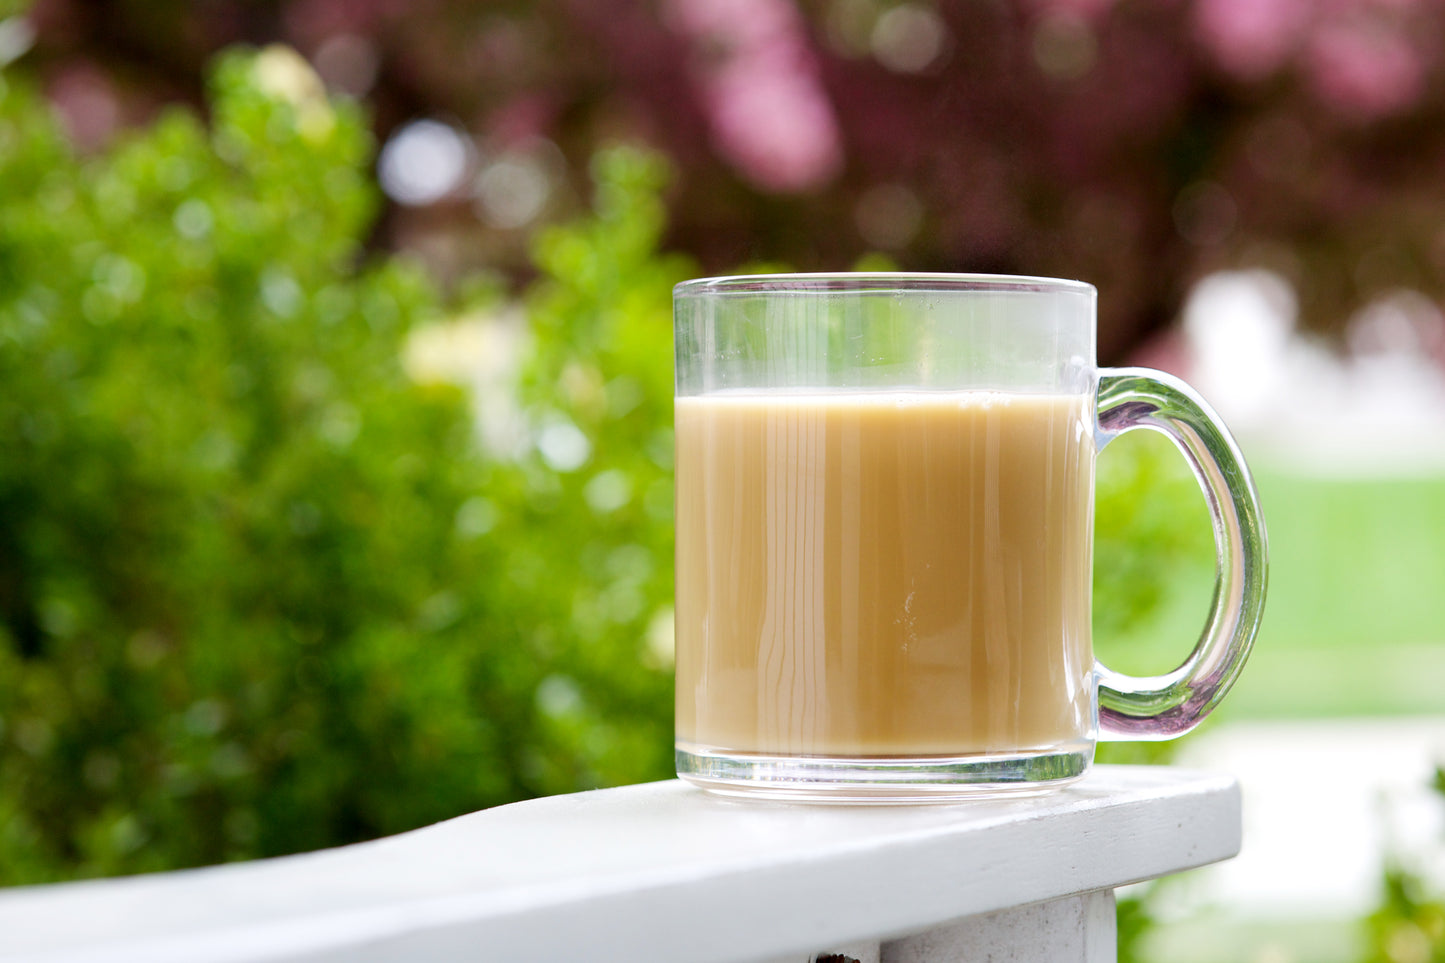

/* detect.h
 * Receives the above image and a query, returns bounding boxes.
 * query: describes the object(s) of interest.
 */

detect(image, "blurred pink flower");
[47,62,119,152]
[486,94,558,145]
[1193,0,1313,79]
[664,0,793,49]
[1306,21,1426,119]
[666,0,842,193]
[705,57,842,193]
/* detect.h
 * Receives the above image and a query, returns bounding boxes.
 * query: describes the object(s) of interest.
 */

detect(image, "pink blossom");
[704,56,842,192]
[47,63,120,152]
[665,0,842,193]
[664,0,793,49]
[1193,0,1313,79]
[1306,21,1425,119]
[486,94,558,146]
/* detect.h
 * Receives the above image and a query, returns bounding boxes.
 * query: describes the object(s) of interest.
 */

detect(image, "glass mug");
[672,274,1267,801]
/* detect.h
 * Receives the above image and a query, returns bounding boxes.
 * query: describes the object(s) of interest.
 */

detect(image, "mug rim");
[674,272,1097,298]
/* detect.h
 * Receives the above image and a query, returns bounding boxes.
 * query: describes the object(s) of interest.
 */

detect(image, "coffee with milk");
[674,390,1095,758]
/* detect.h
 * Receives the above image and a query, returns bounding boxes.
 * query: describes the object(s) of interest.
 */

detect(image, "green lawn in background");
[1099,443,1445,719]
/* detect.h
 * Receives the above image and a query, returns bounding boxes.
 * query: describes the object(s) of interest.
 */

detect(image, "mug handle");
[1094,367,1269,739]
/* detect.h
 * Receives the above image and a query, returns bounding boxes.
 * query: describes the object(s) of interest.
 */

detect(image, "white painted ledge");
[0,765,1240,963]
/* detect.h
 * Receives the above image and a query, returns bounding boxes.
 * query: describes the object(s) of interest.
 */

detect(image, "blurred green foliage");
[1359,767,1445,963]
[0,47,680,884]
[1365,868,1445,963]
[1094,430,1213,665]
[1093,427,1215,963]
[1094,427,1213,775]
[0,41,1212,888]
[487,147,688,792]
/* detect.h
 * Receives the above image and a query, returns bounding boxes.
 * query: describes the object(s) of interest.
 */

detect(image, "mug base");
[676,742,1092,804]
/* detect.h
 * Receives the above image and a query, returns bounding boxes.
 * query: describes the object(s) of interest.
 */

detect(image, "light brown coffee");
[675,391,1095,757]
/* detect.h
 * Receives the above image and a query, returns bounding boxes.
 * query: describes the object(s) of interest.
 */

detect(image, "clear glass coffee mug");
[673,274,1267,801]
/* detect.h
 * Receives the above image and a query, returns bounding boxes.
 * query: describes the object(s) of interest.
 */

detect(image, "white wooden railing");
[0,765,1240,963]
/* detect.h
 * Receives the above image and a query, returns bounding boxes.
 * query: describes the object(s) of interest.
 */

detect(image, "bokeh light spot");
[584,469,633,514]
[536,418,591,472]
[536,674,584,717]
[855,183,924,249]
[645,607,676,669]
[1173,181,1237,246]
[378,119,471,206]
[173,199,213,239]
[312,34,379,98]
[455,496,499,539]
[871,4,948,74]
[1032,11,1097,80]
[0,16,35,67]
[475,153,551,229]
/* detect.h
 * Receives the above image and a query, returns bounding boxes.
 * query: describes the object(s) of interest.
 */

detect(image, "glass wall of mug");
[673,274,1266,801]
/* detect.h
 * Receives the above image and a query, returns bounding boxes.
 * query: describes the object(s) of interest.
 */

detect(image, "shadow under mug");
[672,273,1267,801]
